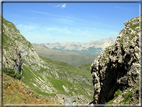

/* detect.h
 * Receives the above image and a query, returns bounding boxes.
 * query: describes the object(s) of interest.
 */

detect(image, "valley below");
[32,43,96,66]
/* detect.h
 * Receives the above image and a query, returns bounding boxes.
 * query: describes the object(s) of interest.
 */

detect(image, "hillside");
[2,16,94,105]
[3,73,55,104]
[32,43,95,66]
[90,16,140,105]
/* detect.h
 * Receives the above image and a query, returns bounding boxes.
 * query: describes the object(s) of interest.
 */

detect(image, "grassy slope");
[3,73,55,104]
[32,43,95,66]
[39,55,93,86]
[21,55,94,103]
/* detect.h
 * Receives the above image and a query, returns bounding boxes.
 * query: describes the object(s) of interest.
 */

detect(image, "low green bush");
[3,68,21,79]
[114,89,122,97]
[124,91,132,104]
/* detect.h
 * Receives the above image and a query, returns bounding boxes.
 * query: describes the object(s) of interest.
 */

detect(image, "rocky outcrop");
[90,16,140,104]
[2,17,48,72]
[3,28,23,75]
[3,34,23,73]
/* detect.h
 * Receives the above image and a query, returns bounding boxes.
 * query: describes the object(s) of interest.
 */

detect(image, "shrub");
[15,72,21,79]
[114,89,122,97]
[124,91,132,104]
[3,68,21,79]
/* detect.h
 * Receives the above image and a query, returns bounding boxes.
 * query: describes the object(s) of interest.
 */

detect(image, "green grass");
[106,86,139,104]
[3,17,34,51]
[114,89,122,97]
[106,97,117,104]
[20,55,94,102]
[3,33,16,50]
[40,54,93,83]
[3,34,9,51]
[106,89,122,104]
[129,23,139,30]
[39,55,92,77]
[120,34,137,45]
[120,21,139,45]
[3,68,21,79]
[77,63,91,71]
[21,63,92,99]
[3,18,16,28]
[101,57,106,62]
[123,91,132,104]
[3,73,54,104]
[105,48,109,55]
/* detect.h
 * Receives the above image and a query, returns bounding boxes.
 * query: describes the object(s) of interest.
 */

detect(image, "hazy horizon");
[32,36,115,44]
[3,3,139,43]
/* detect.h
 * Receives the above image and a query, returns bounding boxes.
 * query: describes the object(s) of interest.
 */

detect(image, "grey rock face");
[90,16,140,104]
[3,32,23,74]
[2,17,48,72]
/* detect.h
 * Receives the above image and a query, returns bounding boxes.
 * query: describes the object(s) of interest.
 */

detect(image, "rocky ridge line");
[43,36,115,51]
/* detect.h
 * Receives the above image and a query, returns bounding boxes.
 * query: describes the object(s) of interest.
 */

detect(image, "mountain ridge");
[41,36,115,51]
[36,37,115,58]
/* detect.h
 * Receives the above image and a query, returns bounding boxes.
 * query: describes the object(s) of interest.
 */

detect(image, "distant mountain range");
[42,36,115,50]
[38,36,115,58]
[32,43,95,66]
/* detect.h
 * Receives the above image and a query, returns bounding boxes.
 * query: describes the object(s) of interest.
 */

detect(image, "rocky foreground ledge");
[90,16,140,104]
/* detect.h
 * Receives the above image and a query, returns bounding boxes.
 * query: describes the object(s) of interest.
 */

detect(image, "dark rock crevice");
[90,16,140,104]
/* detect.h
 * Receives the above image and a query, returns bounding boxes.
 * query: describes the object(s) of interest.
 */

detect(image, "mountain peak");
[44,37,116,51]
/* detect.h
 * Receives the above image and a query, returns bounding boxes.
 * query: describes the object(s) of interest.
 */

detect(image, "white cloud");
[114,6,130,10]
[55,4,60,7]
[55,18,74,24]
[17,24,39,31]
[30,10,56,16]
[30,10,85,23]
[53,3,66,8]
[61,4,66,8]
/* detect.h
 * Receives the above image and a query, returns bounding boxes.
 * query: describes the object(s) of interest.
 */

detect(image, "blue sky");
[3,2,139,43]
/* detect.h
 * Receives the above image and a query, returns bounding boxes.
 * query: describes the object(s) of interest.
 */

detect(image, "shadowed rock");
[90,16,140,104]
